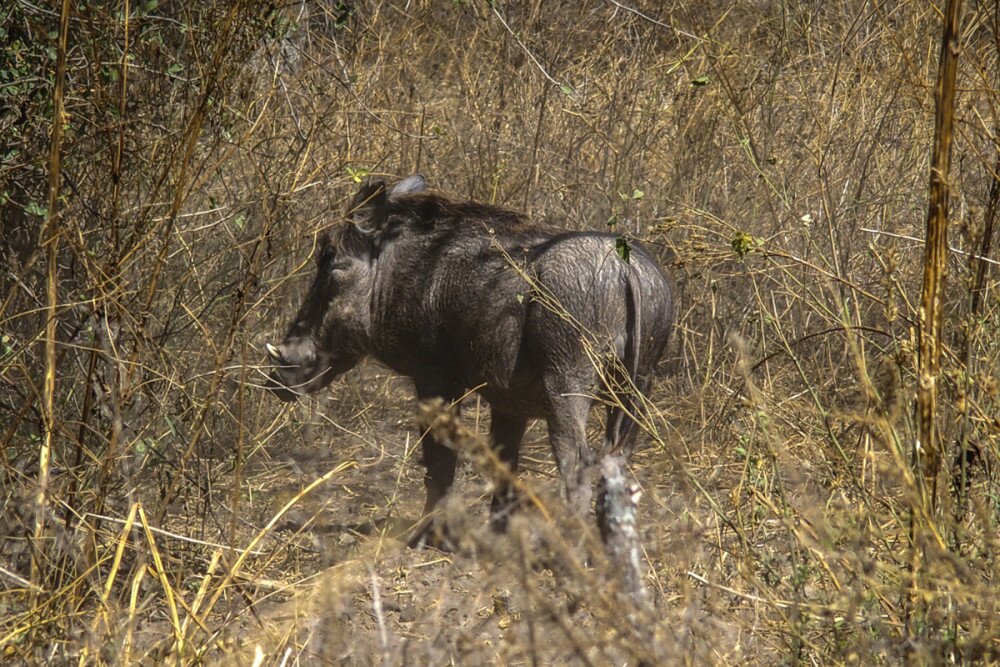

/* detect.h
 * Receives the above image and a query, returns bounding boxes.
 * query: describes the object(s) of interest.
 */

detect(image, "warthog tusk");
[265,343,281,360]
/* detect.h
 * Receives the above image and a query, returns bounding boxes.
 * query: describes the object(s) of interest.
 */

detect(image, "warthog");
[266,175,674,541]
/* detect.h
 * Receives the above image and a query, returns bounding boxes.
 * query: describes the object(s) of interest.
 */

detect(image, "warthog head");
[265,175,427,400]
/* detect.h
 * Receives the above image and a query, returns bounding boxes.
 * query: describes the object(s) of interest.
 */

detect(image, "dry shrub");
[1,0,998,663]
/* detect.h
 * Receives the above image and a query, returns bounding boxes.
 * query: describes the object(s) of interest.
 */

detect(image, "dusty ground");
[164,360,749,665]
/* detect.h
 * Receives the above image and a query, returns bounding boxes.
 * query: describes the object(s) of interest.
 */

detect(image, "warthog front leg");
[410,384,460,549]
[488,410,528,532]
[420,436,458,517]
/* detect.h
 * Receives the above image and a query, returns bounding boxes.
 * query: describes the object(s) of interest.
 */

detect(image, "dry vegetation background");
[1,0,999,663]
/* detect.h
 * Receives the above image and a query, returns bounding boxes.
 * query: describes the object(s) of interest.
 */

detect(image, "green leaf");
[691,75,710,87]
[333,1,352,27]
[560,84,574,96]
[515,294,524,303]
[345,166,370,183]
[731,231,760,259]
[615,237,631,263]
[25,201,47,218]
[631,188,644,200]
[167,63,183,76]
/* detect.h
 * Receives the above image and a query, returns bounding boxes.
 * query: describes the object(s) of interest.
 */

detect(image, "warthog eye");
[330,260,351,274]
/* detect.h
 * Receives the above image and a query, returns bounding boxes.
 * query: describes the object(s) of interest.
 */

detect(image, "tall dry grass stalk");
[30,0,72,603]
[916,0,963,513]
[911,0,963,640]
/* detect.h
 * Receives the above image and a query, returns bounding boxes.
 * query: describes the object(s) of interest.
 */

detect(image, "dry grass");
[1,0,999,663]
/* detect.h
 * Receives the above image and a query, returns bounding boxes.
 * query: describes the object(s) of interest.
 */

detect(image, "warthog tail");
[603,268,643,456]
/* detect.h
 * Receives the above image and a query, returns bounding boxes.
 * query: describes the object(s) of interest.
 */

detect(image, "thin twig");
[687,571,791,609]
[371,570,390,665]
[489,3,566,89]
[83,512,267,555]
[862,227,999,266]
[606,0,703,41]
[0,565,42,592]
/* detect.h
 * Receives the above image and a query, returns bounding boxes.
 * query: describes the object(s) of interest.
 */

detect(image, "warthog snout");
[264,338,329,402]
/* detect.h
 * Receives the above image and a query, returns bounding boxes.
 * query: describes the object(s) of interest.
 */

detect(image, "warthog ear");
[349,179,386,215]
[348,179,388,235]
[389,174,426,198]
